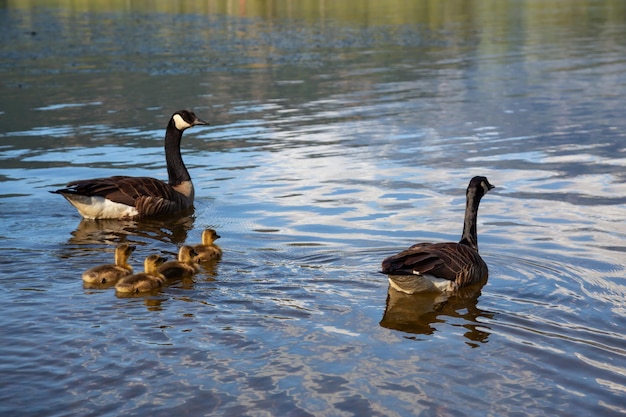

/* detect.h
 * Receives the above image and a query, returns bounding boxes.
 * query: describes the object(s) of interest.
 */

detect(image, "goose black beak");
[193,117,209,126]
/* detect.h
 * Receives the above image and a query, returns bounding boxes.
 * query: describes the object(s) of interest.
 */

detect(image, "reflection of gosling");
[82,243,136,284]
[158,245,199,280]
[115,254,167,293]
[193,229,222,262]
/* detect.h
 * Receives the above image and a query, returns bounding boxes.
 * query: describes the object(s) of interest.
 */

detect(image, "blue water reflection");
[1,1,626,416]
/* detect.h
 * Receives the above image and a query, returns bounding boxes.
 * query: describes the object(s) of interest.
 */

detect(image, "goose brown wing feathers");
[61,176,191,216]
[382,242,488,286]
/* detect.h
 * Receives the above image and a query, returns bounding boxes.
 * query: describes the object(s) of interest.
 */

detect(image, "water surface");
[1,1,626,416]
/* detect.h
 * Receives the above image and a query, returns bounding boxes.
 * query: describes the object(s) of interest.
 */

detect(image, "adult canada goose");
[82,243,136,284]
[158,245,199,280]
[115,254,167,293]
[51,110,209,219]
[381,176,494,294]
[193,228,222,262]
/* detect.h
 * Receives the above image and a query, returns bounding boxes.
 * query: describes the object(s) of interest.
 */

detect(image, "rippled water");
[1,1,626,416]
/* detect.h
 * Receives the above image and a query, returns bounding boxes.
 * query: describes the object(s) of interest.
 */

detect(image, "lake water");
[1,1,626,416]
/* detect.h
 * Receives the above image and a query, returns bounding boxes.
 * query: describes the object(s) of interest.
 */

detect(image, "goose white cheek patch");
[173,114,192,130]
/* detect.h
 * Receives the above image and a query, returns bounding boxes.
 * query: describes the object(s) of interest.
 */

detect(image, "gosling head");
[178,245,199,262]
[113,243,136,267]
[201,228,221,245]
[144,254,168,273]
[118,243,136,257]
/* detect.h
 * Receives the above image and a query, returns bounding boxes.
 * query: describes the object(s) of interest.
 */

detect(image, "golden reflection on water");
[380,283,492,345]
[66,212,196,246]
[7,0,626,31]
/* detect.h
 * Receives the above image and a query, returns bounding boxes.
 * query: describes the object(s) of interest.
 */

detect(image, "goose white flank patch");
[51,110,208,219]
[381,176,494,294]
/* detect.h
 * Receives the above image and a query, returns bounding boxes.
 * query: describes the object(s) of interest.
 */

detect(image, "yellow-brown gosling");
[381,176,494,294]
[51,110,209,219]
[193,228,222,262]
[158,245,199,280]
[82,243,136,284]
[115,254,167,294]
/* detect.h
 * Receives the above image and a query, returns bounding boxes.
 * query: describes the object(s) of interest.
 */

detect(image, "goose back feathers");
[382,176,494,293]
[51,110,208,219]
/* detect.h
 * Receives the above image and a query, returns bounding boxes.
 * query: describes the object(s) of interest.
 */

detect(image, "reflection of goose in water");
[192,228,222,263]
[82,243,136,285]
[382,176,494,294]
[115,254,167,294]
[158,245,199,280]
[51,110,209,219]
[379,284,492,344]
[66,214,195,247]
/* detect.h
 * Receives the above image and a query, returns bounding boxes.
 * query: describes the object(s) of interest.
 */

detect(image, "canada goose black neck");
[458,176,494,250]
[165,119,190,187]
[165,110,209,187]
